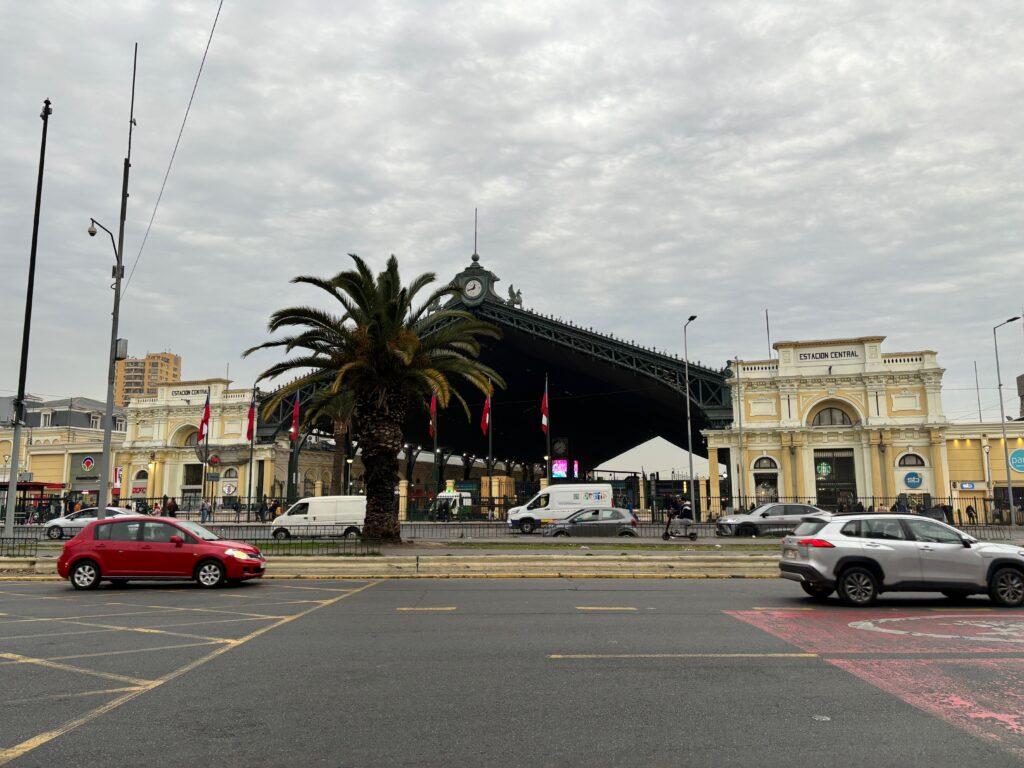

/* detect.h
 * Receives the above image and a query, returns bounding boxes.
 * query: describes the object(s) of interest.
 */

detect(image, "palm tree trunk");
[357,390,405,542]
[331,419,347,496]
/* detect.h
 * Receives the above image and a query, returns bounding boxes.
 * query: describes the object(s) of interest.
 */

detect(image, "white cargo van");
[507,484,614,534]
[271,495,366,539]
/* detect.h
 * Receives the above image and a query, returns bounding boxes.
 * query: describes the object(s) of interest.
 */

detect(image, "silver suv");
[716,503,827,537]
[780,513,1024,607]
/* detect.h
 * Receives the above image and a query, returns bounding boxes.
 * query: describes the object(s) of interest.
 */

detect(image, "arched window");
[134,469,149,481]
[811,407,854,427]
[898,453,926,467]
[753,457,778,470]
[223,467,238,479]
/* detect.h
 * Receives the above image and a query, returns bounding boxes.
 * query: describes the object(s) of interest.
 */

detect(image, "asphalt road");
[2,578,1023,767]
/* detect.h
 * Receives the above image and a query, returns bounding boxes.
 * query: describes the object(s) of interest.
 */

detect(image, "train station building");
[705,336,1024,521]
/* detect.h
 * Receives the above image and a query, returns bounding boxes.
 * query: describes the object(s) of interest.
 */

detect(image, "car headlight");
[224,548,253,560]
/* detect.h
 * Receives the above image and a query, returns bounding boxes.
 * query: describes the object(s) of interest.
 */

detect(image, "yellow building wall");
[885,387,927,417]
[945,441,986,481]
[28,454,65,484]
[987,437,1024,484]
[742,393,781,422]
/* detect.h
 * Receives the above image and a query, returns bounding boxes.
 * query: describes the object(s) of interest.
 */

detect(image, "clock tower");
[451,253,501,307]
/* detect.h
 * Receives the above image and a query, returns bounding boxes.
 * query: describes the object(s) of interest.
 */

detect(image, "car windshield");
[174,521,220,541]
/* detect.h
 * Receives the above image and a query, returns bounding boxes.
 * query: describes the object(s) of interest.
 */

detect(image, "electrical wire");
[122,0,225,298]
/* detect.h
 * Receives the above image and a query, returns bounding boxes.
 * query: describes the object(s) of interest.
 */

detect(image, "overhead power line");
[122,0,225,297]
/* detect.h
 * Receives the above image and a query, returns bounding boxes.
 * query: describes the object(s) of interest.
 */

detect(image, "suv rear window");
[793,520,826,536]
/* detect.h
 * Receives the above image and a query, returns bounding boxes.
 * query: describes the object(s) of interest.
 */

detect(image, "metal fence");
[0,534,38,557]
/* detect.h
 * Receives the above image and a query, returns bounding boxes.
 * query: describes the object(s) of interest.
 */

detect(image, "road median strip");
[1,553,781,580]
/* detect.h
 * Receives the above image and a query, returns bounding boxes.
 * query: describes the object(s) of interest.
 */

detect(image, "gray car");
[780,513,1024,607]
[716,503,827,537]
[544,508,638,537]
[45,507,133,540]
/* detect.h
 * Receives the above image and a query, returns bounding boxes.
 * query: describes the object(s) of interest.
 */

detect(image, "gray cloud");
[1,0,1022,422]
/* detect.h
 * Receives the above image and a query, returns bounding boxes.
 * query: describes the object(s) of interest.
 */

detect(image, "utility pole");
[684,315,697,520]
[95,44,138,520]
[994,317,1021,523]
[3,98,52,538]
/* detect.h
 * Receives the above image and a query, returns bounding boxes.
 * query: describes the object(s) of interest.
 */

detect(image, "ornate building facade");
[706,336,1024,520]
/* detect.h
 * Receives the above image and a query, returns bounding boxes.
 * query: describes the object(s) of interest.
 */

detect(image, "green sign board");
[816,462,832,477]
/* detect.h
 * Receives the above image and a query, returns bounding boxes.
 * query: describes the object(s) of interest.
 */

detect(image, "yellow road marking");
[549,653,820,660]
[0,652,153,686]
[55,620,235,644]
[0,580,379,766]
[575,606,637,612]
[0,627,125,641]
[0,609,178,625]
[264,584,365,593]
[47,641,221,662]
[396,607,457,612]
[5,687,142,706]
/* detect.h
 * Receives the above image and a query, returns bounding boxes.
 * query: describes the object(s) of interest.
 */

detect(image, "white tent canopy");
[593,436,726,479]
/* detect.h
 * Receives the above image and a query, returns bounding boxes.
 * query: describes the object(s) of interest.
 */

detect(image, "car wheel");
[70,560,101,590]
[46,526,63,540]
[519,519,536,535]
[343,527,360,539]
[988,567,1024,608]
[272,528,290,540]
[736,525,755,538]
[837,567,878,607]
[941,590,972,602]
[552,530,569,537]
[195,560,226,588]
[617,530,637,537]
[800,583,834,600]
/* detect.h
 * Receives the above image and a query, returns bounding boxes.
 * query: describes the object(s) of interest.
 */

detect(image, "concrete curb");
[0,554,780,580]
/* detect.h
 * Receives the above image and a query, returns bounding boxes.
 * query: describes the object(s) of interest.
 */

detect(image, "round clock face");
[464,279,484,299]
[553,439,568,456]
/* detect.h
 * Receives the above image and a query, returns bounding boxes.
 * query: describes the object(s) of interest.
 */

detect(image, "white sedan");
[45,508,134,540]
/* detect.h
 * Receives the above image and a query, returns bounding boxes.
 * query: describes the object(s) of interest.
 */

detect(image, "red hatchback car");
[57,516,265,589]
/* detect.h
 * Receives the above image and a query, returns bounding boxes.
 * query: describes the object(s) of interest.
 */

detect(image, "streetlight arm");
[89,219,119,263]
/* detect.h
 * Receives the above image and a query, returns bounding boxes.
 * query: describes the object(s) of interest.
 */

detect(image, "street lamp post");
[2,99,52,539]
[683,315,697,520]
[993,316,1021,524]
[90,44,137,522]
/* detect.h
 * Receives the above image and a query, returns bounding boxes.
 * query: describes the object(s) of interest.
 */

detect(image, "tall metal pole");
[994,317,1021,523]
[684,315,697,519]
[2,99,52,538]
[96,44,137,520]
[974,361,983,423]
[734,357,745,509]
[545,374,552,483]
[246,386,257,519]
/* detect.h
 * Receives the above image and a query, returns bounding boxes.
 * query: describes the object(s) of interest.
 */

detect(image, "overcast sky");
[2,0,1023,425]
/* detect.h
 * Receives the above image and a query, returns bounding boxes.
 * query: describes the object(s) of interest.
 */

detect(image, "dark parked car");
[543,508,638,537]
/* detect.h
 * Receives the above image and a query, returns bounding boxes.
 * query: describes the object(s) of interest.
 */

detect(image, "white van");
[270,496,366,539]
[427,491,474,520]
[507,484,614,534]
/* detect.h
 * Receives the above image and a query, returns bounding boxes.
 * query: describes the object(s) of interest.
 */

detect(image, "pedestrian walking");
[965,504,977,525]
[166,497,178,518]
[257,499,268,523]
[200,498,211,524]
[233,501,241,524]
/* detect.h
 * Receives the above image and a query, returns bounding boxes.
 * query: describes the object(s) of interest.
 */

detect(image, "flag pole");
[246,385,257,520]
[199,386,210,515]
[545,374,552,482]
[433,401,439,496]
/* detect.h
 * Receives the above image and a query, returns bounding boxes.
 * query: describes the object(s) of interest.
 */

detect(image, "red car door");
[102,520,144,575]
[139,522,197,576]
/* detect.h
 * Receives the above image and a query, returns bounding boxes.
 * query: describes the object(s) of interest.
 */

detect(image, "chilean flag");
[481,394,491,435]
[197,390,211,442]
[541,379,548,434]
[290,396,299,441]
[246,389,256,442]
[429,394,437,438]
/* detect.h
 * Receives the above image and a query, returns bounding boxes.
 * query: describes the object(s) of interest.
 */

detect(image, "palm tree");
[245,254,503,541]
